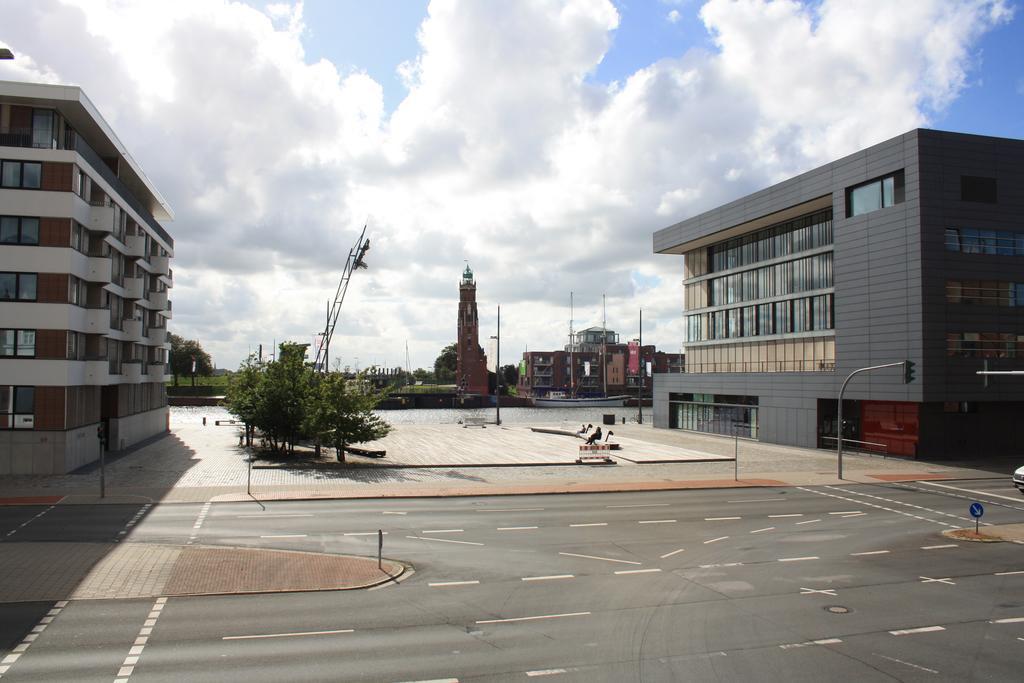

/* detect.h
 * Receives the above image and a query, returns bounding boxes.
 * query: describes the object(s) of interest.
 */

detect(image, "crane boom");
[313,225,370,373]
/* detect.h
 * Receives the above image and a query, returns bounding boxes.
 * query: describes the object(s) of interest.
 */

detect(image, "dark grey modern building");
[653,129,1024,459]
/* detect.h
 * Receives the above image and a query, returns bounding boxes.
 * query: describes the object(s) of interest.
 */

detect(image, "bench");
[463,417,488,428]
[345,445,386,458]
[577,444,615,464]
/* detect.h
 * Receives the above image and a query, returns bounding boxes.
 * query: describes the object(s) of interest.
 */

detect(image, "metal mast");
[569,291,574,396]
[602,294,607,397]
[314,225,370,373]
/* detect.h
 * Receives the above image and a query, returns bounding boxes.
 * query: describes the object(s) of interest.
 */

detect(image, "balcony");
[147,362,172,382]
[125,234,147,258]
[84,360,110,384]
[85,307,111,334]
[159,269,173,288]
[123,360,143,382]
[86,256,112,283]
[160,300,173,320]
[123,318,143,340]
[150,255,169,275]
[123,276,144,300]
[148,289,168,309]
[148,326,167,345]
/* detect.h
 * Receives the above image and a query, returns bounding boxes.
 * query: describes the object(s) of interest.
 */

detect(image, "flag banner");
[646,361,652,376]
[584,361,591,376]
[627,341,639,375]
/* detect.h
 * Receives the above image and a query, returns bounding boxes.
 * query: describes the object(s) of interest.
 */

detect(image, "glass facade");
[668,393,758,438]
[846,171,905,217]
[946,280,1024,306]
[707,211,832,273]
[686,293,833,342]
[947,333,1024,358]
[945,228,1024,255]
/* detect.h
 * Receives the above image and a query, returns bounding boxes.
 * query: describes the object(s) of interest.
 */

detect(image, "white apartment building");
[0,81,174,474]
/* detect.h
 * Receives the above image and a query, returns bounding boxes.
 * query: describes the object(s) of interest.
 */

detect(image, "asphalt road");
[2,477,1023,682]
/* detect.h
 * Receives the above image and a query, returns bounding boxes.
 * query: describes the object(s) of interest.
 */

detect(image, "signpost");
[969,502,984,534]
[97,423,106,498]
[378,529,383,570]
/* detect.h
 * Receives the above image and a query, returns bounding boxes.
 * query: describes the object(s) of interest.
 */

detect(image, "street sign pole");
[970,502,984,534]
[837,360,909,479]
[378,529,383,570]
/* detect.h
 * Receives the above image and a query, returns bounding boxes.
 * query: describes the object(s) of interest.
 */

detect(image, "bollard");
[202,416,207,426]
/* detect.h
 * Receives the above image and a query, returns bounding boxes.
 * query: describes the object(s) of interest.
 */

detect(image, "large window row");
[707,210,832,273]
[1,216,39,245]
[0,330,35,357]
[667,393,759,439]
[687,294,834,342]
[947,333,1024,358]
[709,252,832,306]
[0,272,37,301]
[1,160,42,189]
[944,228,1024,255]
[0,386,34,429]
[947,280,1024,306]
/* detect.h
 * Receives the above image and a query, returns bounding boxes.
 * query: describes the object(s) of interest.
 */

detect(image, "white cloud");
[0,0,1011,370]
[667,10,682,23]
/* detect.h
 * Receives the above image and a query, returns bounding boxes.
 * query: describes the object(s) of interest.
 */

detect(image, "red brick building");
[457,265,489,395]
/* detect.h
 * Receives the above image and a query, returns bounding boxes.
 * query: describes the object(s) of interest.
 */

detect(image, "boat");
[533,393,629,408]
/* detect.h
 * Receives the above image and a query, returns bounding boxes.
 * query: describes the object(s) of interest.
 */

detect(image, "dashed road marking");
[406,535,483,546]
[851,550,890,556]
[705,516,740,521]
[0,599,68,676]
[919,576,955,585]
[526,669,572,677]
[699,562,743,568]
[345,531,388,537]
[799,487,967,529]
[607,504,669,508]
[794,519,821,525]
[922,544,958,550]
[522,575,574,582]
[704,536,729,544]
[778,556,818,562]
[3,505,56,540]
[477,612,590,625]
[638,519,676,524]
[989,617,1024,624]
[428,581,480,587]
[559,552,641,565]
[890,625,945,636]
[117,504,152,541]
[750,527,775,534]
[476,508,544,512]
[660,548,686,559]
[187,502,211,545]
[422,529,463,534]
[828,511,862,515]
[780,638,842,649]
[382,511,407,515]
[769,514,803,518]
[874,653,939,674]
[116,597,167,679]
[569,523,607,527]
[497,526,538,531]
[915,480,1024,506]
[995,570,1024,576]
[615,568,662,575]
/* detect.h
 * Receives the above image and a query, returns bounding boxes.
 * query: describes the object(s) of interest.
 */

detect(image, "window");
[32,109,56,149]
[0,330,35,357]
[68,275,86,306]
[1,160,42,189]
[961,175,997,203]
[0,273,37,301]
[0,386,34,429]
[946,228,1024,256]
[846,171,905,217]
[0,216,40,245]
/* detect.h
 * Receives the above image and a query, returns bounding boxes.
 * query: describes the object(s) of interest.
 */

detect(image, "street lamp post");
[496,305,501,426]
[637,309,643,425]
[836,360,909,479]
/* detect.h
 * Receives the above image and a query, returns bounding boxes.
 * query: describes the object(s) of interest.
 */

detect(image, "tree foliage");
[224,343,391,457]
[434,343,457,383]
[168,333,213,386]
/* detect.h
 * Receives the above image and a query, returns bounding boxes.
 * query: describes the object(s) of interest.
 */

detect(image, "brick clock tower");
[457,265,490,395]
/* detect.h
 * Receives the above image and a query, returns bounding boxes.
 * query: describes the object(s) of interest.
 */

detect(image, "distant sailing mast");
[602,294,607,397]
[568,291,575,397]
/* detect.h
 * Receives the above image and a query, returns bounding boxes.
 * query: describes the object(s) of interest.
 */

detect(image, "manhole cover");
[825,605,850,614]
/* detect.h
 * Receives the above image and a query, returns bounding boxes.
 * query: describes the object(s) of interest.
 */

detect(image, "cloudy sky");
[1,0,1021,371]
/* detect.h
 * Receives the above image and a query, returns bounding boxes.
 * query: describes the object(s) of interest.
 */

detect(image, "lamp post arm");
[837,361,907,480]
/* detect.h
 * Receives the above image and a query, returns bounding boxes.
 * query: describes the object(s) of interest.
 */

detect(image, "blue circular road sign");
[969,502,984,518]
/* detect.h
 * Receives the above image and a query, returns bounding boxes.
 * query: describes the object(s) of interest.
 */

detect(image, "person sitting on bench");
[585,426,603,445]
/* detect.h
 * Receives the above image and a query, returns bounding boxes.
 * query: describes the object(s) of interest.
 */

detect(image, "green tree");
[224,343,311,454]
[434,343,457,383]
[305,372,392,462]
[412,367,435,384]
[169,333,214,386]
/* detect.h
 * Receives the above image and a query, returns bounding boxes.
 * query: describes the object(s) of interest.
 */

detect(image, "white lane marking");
[428,581,480,587]
[919,576,955,585]
[660,548,686,559]
[117,503,152,540]
[704,536,729,544]
[558,552,641,565]
[260,534,306,539]
[794,519,821,525]
[989,617,1024,624]
[237,514,314,518]
[569,523,608,527]
[522,575,574,582]
[476,612,590,625]
[187,502,212,545]
[995,570,1024,576]
[851,550,890,556]
[699,563,744,568]
[800,487,965,528]
[921,544,957,550]
[526,669,571,677]
[406,535,484,546]
[345,531,389,537]
[769,514,803,518]
[0,598,68,676]
[874,653,939,674]
[497,526,539,531]
[615,568,662,575]
[889,626,945,636]
[422,529,464,534]
[780,638,842,649]
[728,498,786,503]
[382,511,407,515]
[705,516,741,521]
[638,519,676,524]
[224,629,354,640]
[800,587,837,596]
[750,527,775,534]
[916,480,1024,504]
[606,503,669,508]
[778,556,819,562]
[116,597,166,680]
[828,511,862,515]
[476,508,544,512]
[3,504,56,539]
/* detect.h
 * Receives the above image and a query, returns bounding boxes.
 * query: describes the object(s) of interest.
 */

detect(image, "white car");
[1015,465,1024,495]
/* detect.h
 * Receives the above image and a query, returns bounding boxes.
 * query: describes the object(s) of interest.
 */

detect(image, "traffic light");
[903,359,916,384]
